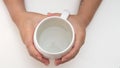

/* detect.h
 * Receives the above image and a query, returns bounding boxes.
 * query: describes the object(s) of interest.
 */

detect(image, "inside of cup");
[36,17,73,54]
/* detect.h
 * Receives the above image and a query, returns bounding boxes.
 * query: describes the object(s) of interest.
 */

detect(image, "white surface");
[0,0,120,68]
[24,0,80,15]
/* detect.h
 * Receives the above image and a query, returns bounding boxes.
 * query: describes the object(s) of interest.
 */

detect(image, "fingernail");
[37,57,48,65]
[55,61,59,66]
[55,64,59,66]
[38,57,42,60]
[45,62,49,66]
[55,62,59,66]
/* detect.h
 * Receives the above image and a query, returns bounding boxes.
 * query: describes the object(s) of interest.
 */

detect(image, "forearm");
[4,0,26,22]
[77,0,102,28]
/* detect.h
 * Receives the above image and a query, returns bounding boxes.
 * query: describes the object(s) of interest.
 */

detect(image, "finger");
[27,43,50,65]
[28,44,49,65]
[47,13,61,16]
[55,34,85,65]
[61,36,85,63]
[24,34,50,65]
[55,46,80,65]
[61,45,80,63]
[55,45,79,65]
[54,58,62,66]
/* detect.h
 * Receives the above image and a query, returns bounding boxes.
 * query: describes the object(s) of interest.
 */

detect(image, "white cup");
[34,10,75,59]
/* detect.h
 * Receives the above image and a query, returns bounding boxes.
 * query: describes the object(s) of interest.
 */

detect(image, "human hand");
[47,13,86,65]
[15,12,49,65]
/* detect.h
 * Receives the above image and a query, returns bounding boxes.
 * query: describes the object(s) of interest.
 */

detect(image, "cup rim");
[34,16,75,55]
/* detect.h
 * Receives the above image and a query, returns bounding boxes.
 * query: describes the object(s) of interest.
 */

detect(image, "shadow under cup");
[34,17,74,58]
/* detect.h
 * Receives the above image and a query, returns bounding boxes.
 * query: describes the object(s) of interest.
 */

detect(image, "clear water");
[38,26,72,53]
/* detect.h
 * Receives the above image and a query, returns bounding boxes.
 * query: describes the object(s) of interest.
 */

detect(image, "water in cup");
[38,24,72,53]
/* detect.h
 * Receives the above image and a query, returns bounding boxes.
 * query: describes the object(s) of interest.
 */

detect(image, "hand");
[15,12,49,65]
[47,13,86,65]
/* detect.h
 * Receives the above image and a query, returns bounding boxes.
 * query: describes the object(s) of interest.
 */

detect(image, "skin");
[4,0,102,66]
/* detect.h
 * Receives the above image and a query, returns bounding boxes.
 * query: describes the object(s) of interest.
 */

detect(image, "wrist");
[69,15,87,30]
[12,11,27,22]
[12,11,31,29]
[76,14,90,29]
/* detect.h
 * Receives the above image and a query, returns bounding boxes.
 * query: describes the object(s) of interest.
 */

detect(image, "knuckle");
[27,48,34,57]
[72,54,76,59]
[29,52,34,57]
[24,40,32,46]
[82,40,85,44]
[34,53,42,59]
[34,53,39,58]
[81,33,85,39]
[65,57,69,60]
[29,52,40,60]
[71,52,78,59]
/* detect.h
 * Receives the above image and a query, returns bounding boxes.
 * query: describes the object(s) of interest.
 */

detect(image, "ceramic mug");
[34,10,75,59]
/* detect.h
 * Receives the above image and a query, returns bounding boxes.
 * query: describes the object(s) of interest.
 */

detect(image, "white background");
[0,0,120,68]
